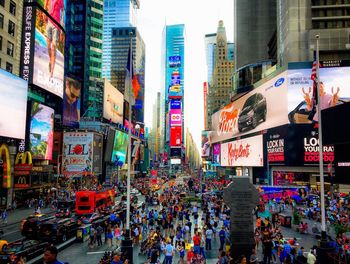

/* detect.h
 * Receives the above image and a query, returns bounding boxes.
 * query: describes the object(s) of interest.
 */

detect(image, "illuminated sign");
[170,109,182,126]
[304,136,334,163]
[170,126,182,147]
[267,137,285,163]
[0,144,11,188]
[170,99,181,109]
[169,56,181,68]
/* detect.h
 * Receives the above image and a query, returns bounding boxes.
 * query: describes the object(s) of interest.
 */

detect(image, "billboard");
[111,131,128,165]
[0,69,28,139]
[168,71,182,98]
[170,99,181,109]
[103,79,124,124]
[169,56,181,68]
[170,126,182,147]
[221,135,263,167]
[170,158,181,165]
[201,131,211,157]
[212,144,221,165]
[33,8,65,97]
[63,77,81,127]
[93,133,103,174]
[29,102,54,160]
[25,0,65,29]
[104,128,116,162]
[62,132,93,174]
[211,72,288,143]
[288,66,350,124]
[170,109,182,126]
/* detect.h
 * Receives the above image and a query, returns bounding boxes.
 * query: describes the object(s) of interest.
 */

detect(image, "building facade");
[185,128,200,171]
[102,0,140,80]
[0,0,23,75]
[204,33,217,87]
[207,21,234,130]
[65,0,104,120]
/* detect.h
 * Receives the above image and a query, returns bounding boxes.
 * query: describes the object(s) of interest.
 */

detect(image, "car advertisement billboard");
[288,66,350,124]
[211,72,288,143]
[62,132,93,174]
[63,77,81,127]
[29,102,54,160]
[170,126,182,147]
[33,8,65,98]
[170,99,181,109]
[170,109,182,126]
[0,69,28,139]
[169,56,181,68]
[111,131,128,165]
[221,135,263,167]
[103,79,124,125]
[168,71,182,98]
[201,131,211,157]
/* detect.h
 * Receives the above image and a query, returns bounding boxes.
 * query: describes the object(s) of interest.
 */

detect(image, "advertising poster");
[29,102,54,160]
[201,131,211,157]
[62,132,93,174]
[0,69,28,139]
[288,67,350,124]
[170,126,182,147]
[170,99,181,109]
[211,72,288,143]
[257,186,308,202]
[303,130,334,165]
[27,0,65,29]
[266,125,288,165]
[33,9,65,98]
[63,77,80,127]
[168,71,182,98]
[103,80,124,124]
[212,144,221,165]
[170,109,182,126]
[111,131,128,165]
[169,56,181,68]
[221,135,263,167]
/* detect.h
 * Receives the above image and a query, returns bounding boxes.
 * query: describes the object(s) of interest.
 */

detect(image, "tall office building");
[277,0,350,67]
[110,27,145,123]
[0,0,23,75]
[65,0,104,120]
[234,0,277,71]
[207,21,234,130]
[204,33,217,86]
[161,24,185,159]
[102,0,140,80]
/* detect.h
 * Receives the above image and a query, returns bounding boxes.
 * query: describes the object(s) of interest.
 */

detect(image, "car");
[0,240,7,252]
[21,214,55,239]
[38,218,79,243]
[0,240,49,263]
[238,93,267,132]
[55,207,73,218]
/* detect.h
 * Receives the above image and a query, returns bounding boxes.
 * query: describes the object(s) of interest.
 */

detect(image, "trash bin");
[76,224,91,242]
[279,214,292,227]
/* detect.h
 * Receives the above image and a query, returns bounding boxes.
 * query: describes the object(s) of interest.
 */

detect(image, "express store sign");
[304,135,334,163]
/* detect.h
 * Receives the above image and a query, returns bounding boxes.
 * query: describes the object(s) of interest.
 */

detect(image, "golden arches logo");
[17,176,26,185]
[15,151,33,165]
[0,144,11,188]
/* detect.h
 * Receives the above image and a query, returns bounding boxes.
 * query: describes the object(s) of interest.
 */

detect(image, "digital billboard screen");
[111,131,128,165]
[33,8,65,98]
[201,131,210,157]
[168,71,182,98]
[0,69,28,139]
[169,56,181,68]
[104,128,116,162]
[170,99,181,109]
[63,77,81,127]
[212,144,221,165]
[170,109,182,126]
[170,126,182,147]
[103,79,124,124]
[29,102,54,160]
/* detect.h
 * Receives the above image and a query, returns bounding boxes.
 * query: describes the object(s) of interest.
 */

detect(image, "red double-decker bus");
[75,189,115,215]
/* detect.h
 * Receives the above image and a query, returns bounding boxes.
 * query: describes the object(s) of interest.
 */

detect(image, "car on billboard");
[238,93,267,132]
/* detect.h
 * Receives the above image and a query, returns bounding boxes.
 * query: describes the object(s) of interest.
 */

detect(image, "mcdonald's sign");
[14,152,33,172]
[0,144,11,188]
[14,175,29,189]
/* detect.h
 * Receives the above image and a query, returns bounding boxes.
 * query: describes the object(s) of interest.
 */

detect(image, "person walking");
[43,245,66,264]
[219,227,226,251]
[164,238,174,264]
[96,225,104,247]
[1,210,7,225]
[205,226,213,251]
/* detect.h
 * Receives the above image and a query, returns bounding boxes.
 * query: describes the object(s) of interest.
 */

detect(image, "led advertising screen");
[169,56,181,68]
[25,0,65,29]
[212,144,221,165]
[170,126,182,147]
[103,79,124,124]
[63,77,81,127]
[201,131,211,157]
[111,131,128,165]
[93,133,103,174]
[168,71,183,98]
[257,186,308,203]
[29,102,54,160]
[211,72,288,143]
[288,66,350,124]
[170,99,181,109]
[33,9,65,98]
[62,132,93,174]
[0,69,28,139]
[170,109,182,126]
[104,128,116,162]
[221,135,263,167]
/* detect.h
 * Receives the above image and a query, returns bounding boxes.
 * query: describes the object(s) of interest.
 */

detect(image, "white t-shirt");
[307,252,316,264]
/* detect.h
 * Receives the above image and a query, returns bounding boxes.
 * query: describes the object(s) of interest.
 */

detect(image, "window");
[6,62,13,73]
[0,36,2,51]
[9,1,16,16]
[0,13,3,29]
[7,41,14,57]
[0,0,4,7]
[8,20,15,36]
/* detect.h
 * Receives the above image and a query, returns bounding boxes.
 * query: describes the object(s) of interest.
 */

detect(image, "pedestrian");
[205,226,213,251]
[218,250,229,264]
[307,248,316,264]
[43,245,66,264]
[96,224,104,246]
[186,247,194,264]
[89,225,95,248]
[177,241,185,264]
[110,254,123,264]
[249,248,258,264]
[164,238,174,264]
[1,210,7,225]
[219,227,226,251]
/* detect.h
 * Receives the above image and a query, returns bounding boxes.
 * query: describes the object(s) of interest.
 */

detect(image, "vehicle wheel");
[252,116,257,128]
[62,234,67,242]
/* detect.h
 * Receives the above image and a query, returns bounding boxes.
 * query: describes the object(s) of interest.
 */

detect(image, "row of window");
[0,0,16,16]
[0,13,15,36]
[313,19,350,28]
[312,0,350,5]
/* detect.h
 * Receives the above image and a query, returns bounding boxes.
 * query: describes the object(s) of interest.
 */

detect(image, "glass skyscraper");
[103,0,140,80]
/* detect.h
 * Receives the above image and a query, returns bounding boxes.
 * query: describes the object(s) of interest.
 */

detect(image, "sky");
[138,0,234,150]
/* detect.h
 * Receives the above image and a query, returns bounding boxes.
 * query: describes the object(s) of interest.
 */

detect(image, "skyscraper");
[65,0,104,120]
[207,21,234,130]
[204,33,217,86]
[102,0,140,80]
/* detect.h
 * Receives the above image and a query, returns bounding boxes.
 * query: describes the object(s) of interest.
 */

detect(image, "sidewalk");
[1,207,54,226]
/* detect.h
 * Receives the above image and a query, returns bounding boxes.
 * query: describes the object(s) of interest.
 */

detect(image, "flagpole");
[315,35,326,238]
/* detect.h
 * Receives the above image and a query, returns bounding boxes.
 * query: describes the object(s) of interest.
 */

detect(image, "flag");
[125,47,140,101]
[311,61,321,105]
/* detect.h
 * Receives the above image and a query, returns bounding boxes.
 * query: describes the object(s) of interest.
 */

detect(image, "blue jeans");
[194,245,200,254]
[165,255,173,264]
